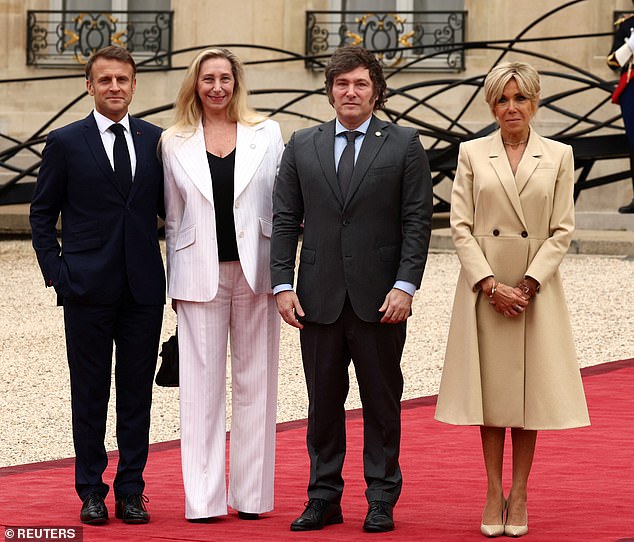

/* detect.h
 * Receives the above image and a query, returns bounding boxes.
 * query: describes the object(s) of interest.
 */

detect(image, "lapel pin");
[375,131,382,137]
[136,131,142,136]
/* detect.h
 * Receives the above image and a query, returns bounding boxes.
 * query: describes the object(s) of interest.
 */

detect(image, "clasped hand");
[489,282,529,319]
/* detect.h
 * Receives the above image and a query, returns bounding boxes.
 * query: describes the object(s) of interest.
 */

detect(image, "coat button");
[521,231,528,238]
[493,229,500,236]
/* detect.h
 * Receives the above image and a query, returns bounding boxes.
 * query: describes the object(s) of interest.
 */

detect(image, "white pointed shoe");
[480,522,505,537]
[504,513,528,537]
[480,497,506,537]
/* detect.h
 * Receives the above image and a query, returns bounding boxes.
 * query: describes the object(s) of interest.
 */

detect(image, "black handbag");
[155,330,179,387]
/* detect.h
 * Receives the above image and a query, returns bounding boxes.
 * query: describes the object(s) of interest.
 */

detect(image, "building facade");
[0,0,631,213]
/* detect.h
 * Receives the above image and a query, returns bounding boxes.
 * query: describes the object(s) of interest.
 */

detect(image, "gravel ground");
[1,239,632,468]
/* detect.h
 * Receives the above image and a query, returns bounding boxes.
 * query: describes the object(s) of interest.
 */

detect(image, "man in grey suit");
[270,46,433,533]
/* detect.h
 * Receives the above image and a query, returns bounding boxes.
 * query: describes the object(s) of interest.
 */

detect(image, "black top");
[207,149,239,262]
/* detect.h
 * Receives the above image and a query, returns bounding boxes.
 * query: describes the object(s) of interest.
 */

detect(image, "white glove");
[627,28,634,51]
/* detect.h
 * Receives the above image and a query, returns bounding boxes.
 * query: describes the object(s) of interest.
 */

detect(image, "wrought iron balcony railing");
[26,10,173,69]
[306,10,466,71]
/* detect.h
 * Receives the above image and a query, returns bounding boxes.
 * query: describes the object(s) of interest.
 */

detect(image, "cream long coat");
[435,129,590,430]
[162,119,284,300]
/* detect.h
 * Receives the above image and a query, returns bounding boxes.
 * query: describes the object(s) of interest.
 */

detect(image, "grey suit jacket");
[271,115,433,324]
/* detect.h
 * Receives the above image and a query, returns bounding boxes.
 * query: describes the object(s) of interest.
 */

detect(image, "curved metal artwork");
[1,1,628,210]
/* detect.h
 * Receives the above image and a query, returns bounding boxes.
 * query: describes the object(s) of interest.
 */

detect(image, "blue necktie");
[109,123,132,196]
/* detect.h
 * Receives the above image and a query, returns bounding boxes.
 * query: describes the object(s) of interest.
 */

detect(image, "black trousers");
[63,289,163,501]
[299,297,406,505]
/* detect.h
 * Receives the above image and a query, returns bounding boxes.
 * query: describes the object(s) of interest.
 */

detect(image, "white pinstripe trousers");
[177,262,280,519]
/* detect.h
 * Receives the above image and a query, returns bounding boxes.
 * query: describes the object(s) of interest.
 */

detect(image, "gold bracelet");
[517,278,536,298]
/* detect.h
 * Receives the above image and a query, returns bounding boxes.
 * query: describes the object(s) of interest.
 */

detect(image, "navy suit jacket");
[30,113,166,306]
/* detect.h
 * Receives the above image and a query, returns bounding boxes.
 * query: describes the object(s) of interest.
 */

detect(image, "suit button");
[343,220,350,226]
[235,201,240,208]
[493,229,500,236]
[238,231,244,238]
[521,231,528,238]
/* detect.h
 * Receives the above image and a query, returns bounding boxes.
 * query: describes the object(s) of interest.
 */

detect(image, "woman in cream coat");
[435,62,589,538]
[162,48,283,521]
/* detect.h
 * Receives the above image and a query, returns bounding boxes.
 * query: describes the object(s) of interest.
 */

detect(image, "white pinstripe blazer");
[162,119,284,301]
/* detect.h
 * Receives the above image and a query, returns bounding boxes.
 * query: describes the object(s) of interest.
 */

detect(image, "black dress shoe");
[290,498,343,531]
[363,501,394,533]
[618,198,634,213]
[80,493,108,525]
[238,511,260,520]
[115,494,150,524]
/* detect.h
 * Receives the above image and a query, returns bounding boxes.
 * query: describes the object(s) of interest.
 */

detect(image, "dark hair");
[85,45,136,81]
[324,46,387,110]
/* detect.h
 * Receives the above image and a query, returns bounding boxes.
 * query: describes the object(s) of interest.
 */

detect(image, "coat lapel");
[345,115,387,205]
[81,114,125,198]
[128,117,147,199]
[314,120,344,206]
[488,132,527,227]
[514,129,542,195]
[234,122,268,198]
[172,122,214,205]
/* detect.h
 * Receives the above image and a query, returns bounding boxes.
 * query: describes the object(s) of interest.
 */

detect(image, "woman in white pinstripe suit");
[161,48,283,522]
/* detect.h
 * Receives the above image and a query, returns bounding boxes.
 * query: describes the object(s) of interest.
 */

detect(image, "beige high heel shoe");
[504,503,528,537]
[480,498,506,537]
[504,514,528,538]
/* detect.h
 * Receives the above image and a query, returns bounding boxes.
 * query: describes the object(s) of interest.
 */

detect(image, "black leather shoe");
[115,494,150,524]
[618,198,634,213]
[290,498,343,531]
[363,501,394,533]
[238,511,260,520]
[80,493,108,525]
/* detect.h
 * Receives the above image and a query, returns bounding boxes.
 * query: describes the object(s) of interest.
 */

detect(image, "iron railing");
[306,10,466,71]
[26,10,173,69]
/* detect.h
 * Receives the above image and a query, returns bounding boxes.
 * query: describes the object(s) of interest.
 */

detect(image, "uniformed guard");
[608,8,634,213]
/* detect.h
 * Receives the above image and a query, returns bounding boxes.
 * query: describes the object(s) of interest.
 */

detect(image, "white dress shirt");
[93,109,137,180]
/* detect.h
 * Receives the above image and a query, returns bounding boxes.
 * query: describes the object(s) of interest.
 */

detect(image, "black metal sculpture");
[0,1,627,210]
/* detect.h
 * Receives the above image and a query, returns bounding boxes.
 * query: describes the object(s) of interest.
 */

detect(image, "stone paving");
[0,239,632,467]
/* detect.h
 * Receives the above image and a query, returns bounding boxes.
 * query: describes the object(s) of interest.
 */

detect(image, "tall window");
[27,0,172,67]
[309,0,466,71]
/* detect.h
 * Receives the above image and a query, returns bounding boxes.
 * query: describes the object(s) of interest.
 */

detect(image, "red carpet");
[2,359,633,541]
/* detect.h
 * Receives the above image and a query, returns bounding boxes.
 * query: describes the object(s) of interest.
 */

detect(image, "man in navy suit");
[30,46,165,525]
[271,46,433,533]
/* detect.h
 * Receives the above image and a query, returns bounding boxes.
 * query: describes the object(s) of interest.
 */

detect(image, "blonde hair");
[483,61,540,116]
[165,48,265,136]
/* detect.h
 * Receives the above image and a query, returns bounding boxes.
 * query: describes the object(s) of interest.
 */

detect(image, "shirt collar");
[335,115,372,137]
[93,110,131,135]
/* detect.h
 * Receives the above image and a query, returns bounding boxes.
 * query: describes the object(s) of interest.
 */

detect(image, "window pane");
[129,0,170,10]
[414,0,463,10]
[64,0,111,9]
